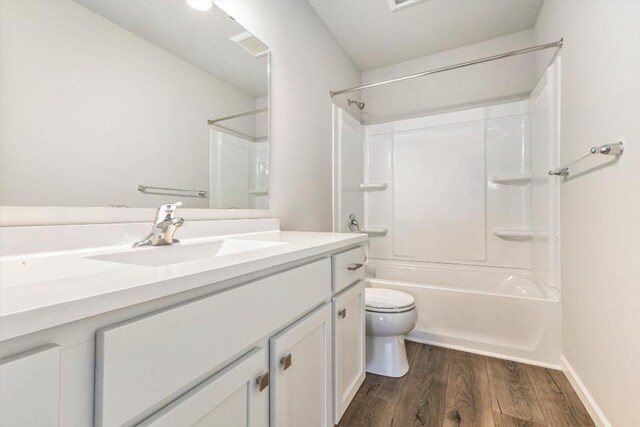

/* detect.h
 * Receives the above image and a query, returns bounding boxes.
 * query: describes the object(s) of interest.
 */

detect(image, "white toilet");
[365,287,417,378]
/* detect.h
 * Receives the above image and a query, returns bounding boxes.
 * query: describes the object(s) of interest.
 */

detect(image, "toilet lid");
[365,288,415,312]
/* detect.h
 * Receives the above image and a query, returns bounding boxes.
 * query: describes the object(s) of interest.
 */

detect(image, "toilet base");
[365,335,410,378]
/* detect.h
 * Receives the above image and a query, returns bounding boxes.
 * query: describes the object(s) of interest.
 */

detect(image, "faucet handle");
[155,201,183,221]
[163,201,183,210]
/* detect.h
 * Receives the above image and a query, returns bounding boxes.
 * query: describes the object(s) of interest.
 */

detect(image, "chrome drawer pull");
[338,308,347,319]
[256,372,270,392]
[280,353,292,370]
[347,263,364,271]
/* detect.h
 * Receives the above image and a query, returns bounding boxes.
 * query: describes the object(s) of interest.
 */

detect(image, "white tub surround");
[360,95,560,275]
[0,219,366,341]
[0,218,367,426]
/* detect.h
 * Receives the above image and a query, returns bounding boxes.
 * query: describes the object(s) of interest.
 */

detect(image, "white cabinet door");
[137,347,269,427]
[0,344,61,427]
[270,304,332,427]
[332,281,366,424]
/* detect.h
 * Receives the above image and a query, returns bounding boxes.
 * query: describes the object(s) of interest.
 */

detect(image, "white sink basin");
[88,239,288,267]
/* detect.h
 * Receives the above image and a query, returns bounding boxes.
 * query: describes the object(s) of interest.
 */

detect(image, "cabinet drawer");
[96,258,330,427]
[331,246,365,293]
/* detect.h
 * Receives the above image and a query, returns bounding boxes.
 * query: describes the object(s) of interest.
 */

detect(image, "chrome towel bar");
[137,184,207,197]
[548,142,624,176]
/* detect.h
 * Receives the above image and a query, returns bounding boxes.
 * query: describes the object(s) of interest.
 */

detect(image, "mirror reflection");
[0,0,269,209]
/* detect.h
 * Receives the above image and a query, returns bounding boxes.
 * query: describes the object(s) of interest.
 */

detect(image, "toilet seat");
[365,288,415,313]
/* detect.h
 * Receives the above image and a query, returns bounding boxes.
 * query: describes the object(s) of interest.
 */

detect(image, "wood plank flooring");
[338,342,593,427]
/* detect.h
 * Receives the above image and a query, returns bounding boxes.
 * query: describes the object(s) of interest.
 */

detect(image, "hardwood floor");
[338,342,594,427]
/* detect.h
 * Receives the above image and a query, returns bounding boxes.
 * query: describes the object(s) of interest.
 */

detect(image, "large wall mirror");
[0,0,269,209]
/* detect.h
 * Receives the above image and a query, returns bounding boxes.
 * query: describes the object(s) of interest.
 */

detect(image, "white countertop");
[0,229,366,341]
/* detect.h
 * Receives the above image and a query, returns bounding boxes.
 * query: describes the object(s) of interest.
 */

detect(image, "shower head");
[348,99,365,111]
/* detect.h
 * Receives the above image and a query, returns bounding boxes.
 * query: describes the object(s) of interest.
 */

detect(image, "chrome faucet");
[132,202,184,248]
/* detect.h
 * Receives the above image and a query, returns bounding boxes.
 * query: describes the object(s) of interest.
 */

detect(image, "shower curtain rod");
[208,107,268,125]
[330,39,563,98]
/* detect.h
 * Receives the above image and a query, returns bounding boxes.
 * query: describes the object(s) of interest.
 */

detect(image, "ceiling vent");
[230,31,268,58]
[387,0,427,12]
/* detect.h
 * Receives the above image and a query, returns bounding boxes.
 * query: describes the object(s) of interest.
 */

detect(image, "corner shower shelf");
[360,183,388,191]
[493,229,533,239]
[490,174,532,185]
[360,227,388,236]
[493,228,550,240]
[249,188,269,196]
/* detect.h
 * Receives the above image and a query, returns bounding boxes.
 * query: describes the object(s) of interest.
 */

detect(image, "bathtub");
[366,260,561,368]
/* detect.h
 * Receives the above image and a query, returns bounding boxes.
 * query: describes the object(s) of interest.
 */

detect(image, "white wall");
[215,0,360,231]
[0,0,257,209]
[360,30,544,124]
[534,1,640,425]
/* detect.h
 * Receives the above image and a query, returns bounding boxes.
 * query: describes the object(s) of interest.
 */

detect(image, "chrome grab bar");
[137,184,207,197]
[548,142,624,176]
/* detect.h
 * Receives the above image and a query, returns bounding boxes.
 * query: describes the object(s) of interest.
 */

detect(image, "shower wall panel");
[529,63,560,288]
[485,113,532,268]
[393,121,486,263]
[364,101,532,269]
[363,134,393,258]
[210,131,251,209]
[210,131,269,209]
[332,106,364,232]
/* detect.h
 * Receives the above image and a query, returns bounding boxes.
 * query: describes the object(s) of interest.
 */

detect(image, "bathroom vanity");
[0,219,367,427]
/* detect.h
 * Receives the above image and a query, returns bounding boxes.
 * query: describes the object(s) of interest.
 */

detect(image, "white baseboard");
[561,355,611,427]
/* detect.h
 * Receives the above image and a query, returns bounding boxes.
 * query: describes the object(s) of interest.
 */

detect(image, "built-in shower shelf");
[493,229,533,239]
[491,174,532,185]
[360,183,388,191]
[493,228,550,240]
[360,227,388,236]
[249,188,269,196]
